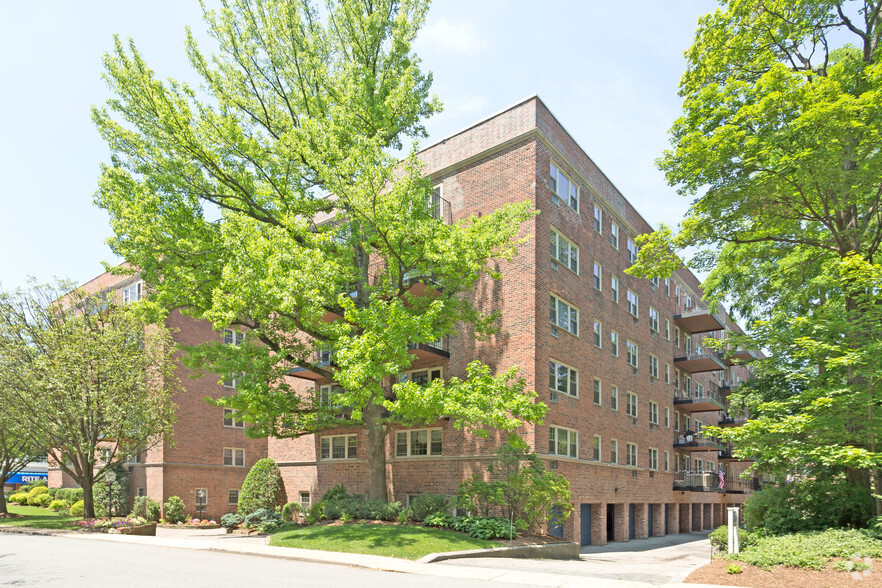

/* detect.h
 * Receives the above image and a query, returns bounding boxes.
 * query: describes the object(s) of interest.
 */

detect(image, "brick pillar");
[634,503,648,539]
[692,503,702,531]
[615,503,629,542]
[594,503,607,546]
[703,504,713,530]
[667,503,680,535]
[652,503,665,537]
[679,502,692,533]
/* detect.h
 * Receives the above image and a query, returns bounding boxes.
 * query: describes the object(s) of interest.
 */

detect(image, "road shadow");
[579,530,711,555]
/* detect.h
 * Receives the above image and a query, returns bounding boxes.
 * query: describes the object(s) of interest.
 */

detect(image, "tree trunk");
[0,490,7,515]
[82,476,95,519]
[364,402,388,501]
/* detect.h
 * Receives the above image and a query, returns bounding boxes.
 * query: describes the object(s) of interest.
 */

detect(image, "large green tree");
[0,283,179,518]
[92,0,543,500]
[630,0,882,510]
[0,406,42,516]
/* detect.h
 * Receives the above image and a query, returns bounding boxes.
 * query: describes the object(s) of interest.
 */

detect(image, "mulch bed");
[0,513,25,519]
[686,558,880,587]
[158,523,221,529]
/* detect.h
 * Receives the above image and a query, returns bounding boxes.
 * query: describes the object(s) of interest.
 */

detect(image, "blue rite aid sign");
[6,472,49,485]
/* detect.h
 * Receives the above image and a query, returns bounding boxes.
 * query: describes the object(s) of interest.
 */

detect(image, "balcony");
[724,477,760,494]
[408,338,450,360]
[674,471,724,493]
[674,386,726,412]
[673,350,726,374]
[718,415,748,427]
[673,308,726,334]
[674,433,726,452]
[725,348,761,365]
[289,350,334,381]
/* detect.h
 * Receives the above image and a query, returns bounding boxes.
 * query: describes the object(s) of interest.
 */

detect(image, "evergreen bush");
[163,495,187,523]
[237,458,284,516]
[26,486,49,505]
[410,493,448,522]
[281,502,302,522]
[49,499,68,511]
[70,500,85,516]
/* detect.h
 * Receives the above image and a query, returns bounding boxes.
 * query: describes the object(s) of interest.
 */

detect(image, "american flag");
[718,468,726,489]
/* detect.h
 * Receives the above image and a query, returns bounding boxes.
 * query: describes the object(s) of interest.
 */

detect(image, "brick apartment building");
[51,96,758,541]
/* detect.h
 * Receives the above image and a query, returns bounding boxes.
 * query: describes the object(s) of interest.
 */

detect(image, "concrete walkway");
[0,526,728,588]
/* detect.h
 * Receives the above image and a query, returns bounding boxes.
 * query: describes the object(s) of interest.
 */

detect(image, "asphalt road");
[0,534,522,588]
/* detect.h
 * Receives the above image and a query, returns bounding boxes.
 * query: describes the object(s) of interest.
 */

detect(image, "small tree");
[0,405,42,515]
[237,458,284,516]
[0,282,179,518]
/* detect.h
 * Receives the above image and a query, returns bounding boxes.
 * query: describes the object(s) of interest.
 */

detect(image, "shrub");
[709,525,758,552]
[744,478,874,534]
[131,496,149,518]
[27,486,49,505]
[727,564,742,574]
[281,502,302,522]
[33,493,53,507]
[423,513,454,528]
[323,495,402,521]
[410,494,448,522]
[9,493,29,505]
[451,516,517,540]
[237,458,284,516]
[730,528,882,570]
[145,499,161,522]
[322,484,349,502]
[221,513,244,530]
[163,496,187,524]
[94,467,129,518]
[47,488,58,498]
[49,499,68,511]
[243,508,279,529]
[70,500,85,516]
[56,488,83,504]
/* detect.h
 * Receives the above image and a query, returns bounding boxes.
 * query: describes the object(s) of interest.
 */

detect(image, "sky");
[0,0,717,291]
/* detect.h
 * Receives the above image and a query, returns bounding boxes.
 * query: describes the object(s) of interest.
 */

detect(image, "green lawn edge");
[268,523,498,560]
[0,504,81,530]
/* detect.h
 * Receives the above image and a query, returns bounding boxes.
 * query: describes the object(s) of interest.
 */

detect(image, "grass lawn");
[269,523,497,560]
[0,504,81,530]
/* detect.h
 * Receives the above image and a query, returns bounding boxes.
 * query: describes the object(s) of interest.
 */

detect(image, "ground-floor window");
[228,489,239,505]
[300,491,311,511]
[395,429,442,457]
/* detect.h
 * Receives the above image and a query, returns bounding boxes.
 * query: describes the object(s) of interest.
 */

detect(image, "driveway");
[436,531,714,586]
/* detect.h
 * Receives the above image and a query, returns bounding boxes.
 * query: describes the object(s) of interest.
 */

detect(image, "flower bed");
[77,517,156,535]
[158,518,220,529]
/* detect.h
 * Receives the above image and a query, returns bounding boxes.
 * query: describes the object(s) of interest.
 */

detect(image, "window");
[664,363,671,384]
[228,489,239,505]
[223,408,245,428]
[319,383,345,407]
[321,434,357,460]
[610,385,619,411]
[649,354,659,379]
[550,294,579,336]
[610,222,619,249]
[649,401,659,425]
[626,340,638,368]
[224,328,245,345]
[223,448,244,467]
[674,369,680,390]
[137,487,145,497]
[593,320,602,348]
[649,306,659,332]
[593,435,602,461]
[610,439,618,464]
[664,278,671,296]
[122,281,142,303]
[665,407,671,428]
[396,429,442,457]
[300,492,311,511]
[593,262,602,291]
[664,451,670,472]
[627,238,638,264]
[593,205,603,233]
[648,448,659,471]
[610,276,619,303]
[549,426,578,458]
[626,392,638,418]
[626,442,638,467]
[674,327,681,348]
[399,367,443,385]
[549,360,578,398]
[550,227,579,273]
[675,411,680,431]
[429,185,444,220]
[549,161,579,211]
[626,290,639,318]
[650,276,660,289]
[664,319,671,341]
[610,330,619,357]
[593,379,602,405]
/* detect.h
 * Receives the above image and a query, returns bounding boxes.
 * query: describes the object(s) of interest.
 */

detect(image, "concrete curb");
[0,526,67,536]
[419,541,581,563]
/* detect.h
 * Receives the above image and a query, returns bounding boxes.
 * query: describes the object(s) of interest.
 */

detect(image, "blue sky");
[0,0,717,290]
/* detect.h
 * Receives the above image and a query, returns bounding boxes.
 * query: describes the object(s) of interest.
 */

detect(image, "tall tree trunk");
[364,402,387,500]
[82,475,95,519]
[0,484,8,515]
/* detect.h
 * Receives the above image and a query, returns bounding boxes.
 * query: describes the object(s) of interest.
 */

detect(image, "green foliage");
[450,516,517,540]
[409,493,448,522]
[56,488,83,504]
[69,500,84,517]
[32,493,52,507]
[47,488,58,498]
[163,496,187,524]
[834,559,871,572]
[744,480,875,534]
[237,458,284,516]
[422,513,454,528]
[93,466,129,518]
[322,484,349,503]
[48,500,68,511]
[91,0,543,501]
[26,486,48,505]
[130,496,162,522]
[728,528,882,570]
[243,508,280,529]
[9,493,28,505]
[709,525,759,551]
[306,502,325,525]
[281,502,302,523]
[726,564,742,574]
[323,495,402,521]
[145,499,161,522]
[221,513,244,529]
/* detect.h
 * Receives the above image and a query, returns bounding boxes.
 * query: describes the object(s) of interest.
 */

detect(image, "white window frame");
[593,434,602,461]
[121,281,142,304]
[610,439,619,464]
[626,442,638,467]
[550,293,579,336]
[300,492,311,511]
[399,367,444,385]
[593,205,603,233]
[626,290,639,318]
[395,428,442,457]
[223,448,245,467]
[626,340,638,368]
[664,451,670,472]
[223,408,245,429]
[610,222,619,249]
[649,401,659,425]
[319,383,345,407]
[627,238,638,264]
[593,320,602,348]
[648,448,659,471]
[664,363,671,385]
[549,359,578,399]
[549,161,579,212]
[549,426,578,458]
[626,392,638,418]
[550,227,579,274]
[321,434,357,460]
[649,354,659,379]
[664,319,671,341]
[224,328,245,345]
[228,489,239,505]
[665,407,671,428]
[593,378,602,406]
[593,262,602,291]
[610,385,619,411]
[610,330,619,357]
[610,276,619,303]
[649,306,659,332]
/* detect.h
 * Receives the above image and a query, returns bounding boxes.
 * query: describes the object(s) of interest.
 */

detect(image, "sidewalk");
[0,525,730,588]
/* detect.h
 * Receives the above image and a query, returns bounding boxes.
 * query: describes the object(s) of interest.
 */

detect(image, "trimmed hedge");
[27,486,49,505]
[163,496,187,524]
[237,458,284,516]
[49,499,68,511]
[70,500,85,516]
